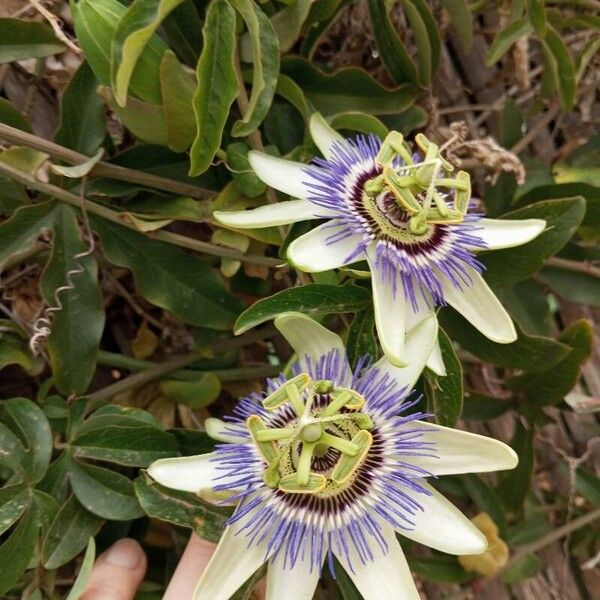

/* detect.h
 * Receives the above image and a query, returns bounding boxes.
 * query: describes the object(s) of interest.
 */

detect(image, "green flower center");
[246,373,374,495]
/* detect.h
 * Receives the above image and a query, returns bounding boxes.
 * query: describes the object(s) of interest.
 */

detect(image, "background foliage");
[0,0,599,598]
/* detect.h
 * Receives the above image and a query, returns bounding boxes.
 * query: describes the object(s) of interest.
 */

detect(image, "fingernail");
[104,539,142,569]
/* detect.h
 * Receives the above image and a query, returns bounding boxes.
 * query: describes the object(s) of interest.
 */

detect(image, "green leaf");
[0,335,44,375]
[55,61,106,156]
[99,86,168,145]
[72,0,166,105]
[329,112,389,139]
[0,398,52,483]
[481,197,586,288]
[160,375,222,409]
[229,0,279,137]
[134,473,228,542]
[541,27,575,111]
[242,0,313,55]
[65,537,96,600]
[346,309,377,369]
[0,505,39,596]
[71,419,178,467]
[497,280,552,336]
[497,421,534,514]
[333,557,362,598]
[0,18,64,63]
[462,392,512,421]
[537,266,600,307]
[0,97,31,132]
[227,142,268,198]
[424,329,463,427]
[501,554,542,584]
[506,512,551,546]
[367,0,417,84]
[527,0,547,37]
[234,283,371,334]
[0,201,57,270]
[0,483,30,536]
[111,0,186,106]
[439,309,570,372]
[486,17,533,66]
[400,0,439,86]
[274,74,311,121]
[500,97,523,149]
[281,57,418,116]
[43,496,103,569]
[0,177,29,215]
[92,217,243,329]
[509,319,593,409]
[159,51,196,153]
[68,457,144,521]
[161,1,202,66]
[408,555,473,584]
[0,421,27,475]
[461,474,507,537]
[440,0,472,51]
[40,204,104,395]
[188,0,238,176]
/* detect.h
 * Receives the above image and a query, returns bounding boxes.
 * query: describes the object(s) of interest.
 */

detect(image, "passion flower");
[214,115,546,368]
[148,313,517,600]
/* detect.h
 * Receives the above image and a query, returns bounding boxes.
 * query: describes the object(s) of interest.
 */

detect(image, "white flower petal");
[205,417,239,443]
[367,249,408,367]
[193,524,266,600]
[373,313,438,391]
[397,482,488,555]
[405,298,434,332]
[425,337,446,376]
[406,421,518,475]
[287,223,365,272]
[472,218,546,251]
[214,199,319,228]
[440,266,516,343]
[266,551,322,600]
[248,151,312,199]
[274,312,351,384]
[334,522,420,600]
[309,113,345,159]
[148,453,236,493]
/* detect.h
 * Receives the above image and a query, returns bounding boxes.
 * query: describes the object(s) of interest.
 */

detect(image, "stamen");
[331,430,373,484]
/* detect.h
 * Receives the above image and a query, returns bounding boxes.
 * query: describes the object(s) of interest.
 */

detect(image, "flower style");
[148,313,517,600]
[214,115,546,367]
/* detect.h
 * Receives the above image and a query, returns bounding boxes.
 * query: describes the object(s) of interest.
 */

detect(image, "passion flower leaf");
[481,197,586,288]
[111,0,187,106]
[189,0,238,175]
[92,217,243,329]
[0,18,64,63]
[228,0,280,137]
[541,27,576,111]
[366,0,417,84]
[485,17,533,66]
[234,284,371,334]
[54,62,106,156]
[508,319,594,409]
[67,458,144,521]
[42,496,103,569]
[40,205,104,396]
[0,505,39,596]
[64,537,96,600]
[439,309,571,372]
[134,473,228,543]
[281,57,418,115]
[424,329,463,428]
[0,483,30,537]
[346,309,377,368]
[72,0,166,105]
[439,0,472,51]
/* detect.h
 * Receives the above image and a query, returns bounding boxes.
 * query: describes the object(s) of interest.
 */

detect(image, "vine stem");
[546,256,600,280]
[87,325,278,408]
[0,123,213,198]
[0,161,282,267]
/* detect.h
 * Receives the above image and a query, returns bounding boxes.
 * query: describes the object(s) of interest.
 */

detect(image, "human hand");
[81,534,219,600]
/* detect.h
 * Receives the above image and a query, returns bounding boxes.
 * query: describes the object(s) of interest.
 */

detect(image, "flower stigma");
[246,372,375,495]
